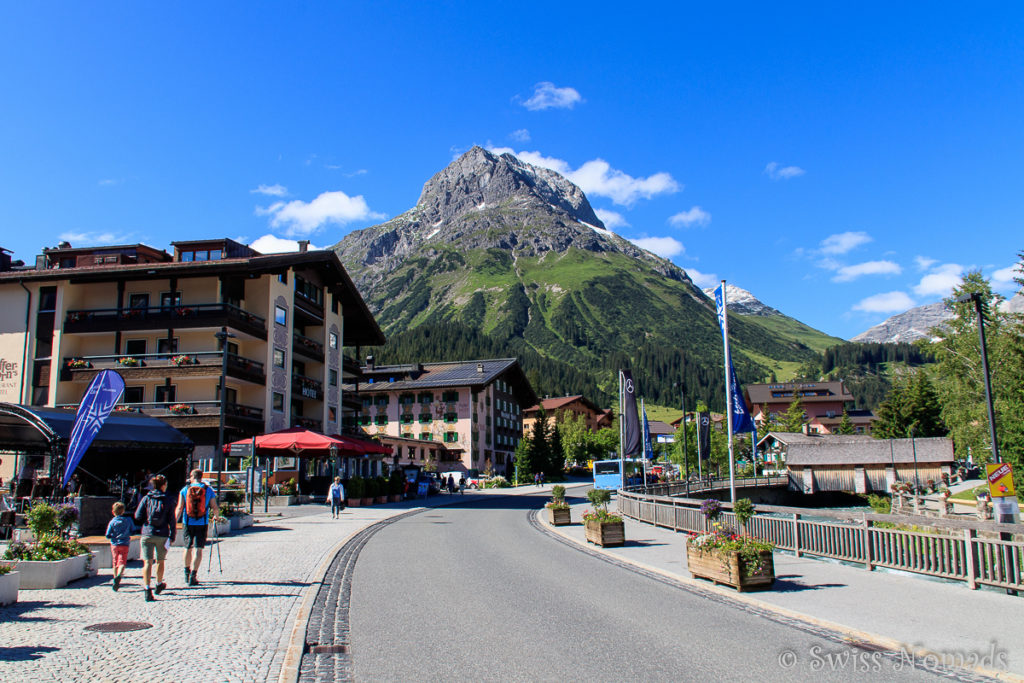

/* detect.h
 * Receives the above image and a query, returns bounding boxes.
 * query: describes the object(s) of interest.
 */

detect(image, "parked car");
[417,472,441,495]
[441,469,483,489]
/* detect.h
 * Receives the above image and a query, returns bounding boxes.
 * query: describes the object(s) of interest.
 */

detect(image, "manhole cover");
[84,621,153,633]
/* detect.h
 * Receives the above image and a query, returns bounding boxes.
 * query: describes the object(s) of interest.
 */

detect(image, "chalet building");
[345,358,537,476]
[522,394,606,436]
[758,432,954,494]
[670,412,725,431]
[0,239,383,483]
[744,380,875,435]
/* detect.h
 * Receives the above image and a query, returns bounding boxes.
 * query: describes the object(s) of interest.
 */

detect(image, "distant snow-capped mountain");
[851,302,952,343]
[700,283,781,317]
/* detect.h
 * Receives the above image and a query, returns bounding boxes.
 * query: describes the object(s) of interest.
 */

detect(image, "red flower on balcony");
[169,403,195,415]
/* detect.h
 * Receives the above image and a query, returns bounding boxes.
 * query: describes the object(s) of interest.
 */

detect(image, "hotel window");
[273,348,285,368]
[329,332,338,349]
[329,369,338,386]
[157,338,178,355]
[194,250,209,261]
[128,293,149,309]
[328,406,337,422]
[180,251,194,262]
[209,249,222,260]
[275,306,287,326]
[277,272,287,284]
[272,392,285,412]
[124,339,147,356]
[123,386,145,404]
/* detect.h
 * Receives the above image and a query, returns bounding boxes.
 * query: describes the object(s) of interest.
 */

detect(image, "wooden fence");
[617,485,1024,592]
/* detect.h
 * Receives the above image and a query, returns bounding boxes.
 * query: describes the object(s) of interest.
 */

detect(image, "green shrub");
[389,470,405,495]
[374,476,388,498]
[0,563,13,575]
[348,476,364,499]
[733,498,755,527]
[27,501,58,537]
[3,537,89,562]
[551,484,566,501]
[587,488,612,510]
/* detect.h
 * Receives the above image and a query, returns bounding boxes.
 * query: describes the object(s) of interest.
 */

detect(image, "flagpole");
[720,280,736,503]
[641,398,647,490]
[618,370,625,490]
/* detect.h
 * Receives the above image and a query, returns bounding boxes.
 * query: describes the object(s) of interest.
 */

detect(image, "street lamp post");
[674,380,688,480]
[214,327,237,500]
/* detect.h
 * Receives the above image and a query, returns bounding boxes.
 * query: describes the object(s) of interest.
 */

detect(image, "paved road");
[339,492,953,682]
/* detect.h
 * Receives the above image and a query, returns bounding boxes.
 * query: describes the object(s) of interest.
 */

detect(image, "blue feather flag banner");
[63,369,125,486]
[620,369,642,456]
[642,407,655,460]
[714,283,756,435]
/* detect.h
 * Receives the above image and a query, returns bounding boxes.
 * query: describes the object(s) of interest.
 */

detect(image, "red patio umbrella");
[228,427,346,454]
[328,433,393,455]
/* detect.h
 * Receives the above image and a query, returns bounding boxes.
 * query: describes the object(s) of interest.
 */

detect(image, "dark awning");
[0,403,194,456]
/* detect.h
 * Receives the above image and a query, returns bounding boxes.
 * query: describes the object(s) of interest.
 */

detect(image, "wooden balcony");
[62,352,266,385]
[292,331,324,362]
[57,400,264,430]
[291,374,324,401]
[64,303,267,339]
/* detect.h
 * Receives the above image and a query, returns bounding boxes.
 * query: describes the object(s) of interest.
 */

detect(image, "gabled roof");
[647,420,676,436]
[523,395,603,416]
[350,358,538,406]
[758,431,954,466]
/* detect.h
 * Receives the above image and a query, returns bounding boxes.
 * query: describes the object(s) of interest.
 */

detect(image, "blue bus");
[593,459,622,490]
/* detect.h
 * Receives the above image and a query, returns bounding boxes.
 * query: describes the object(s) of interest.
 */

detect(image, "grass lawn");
[950,485,988,501]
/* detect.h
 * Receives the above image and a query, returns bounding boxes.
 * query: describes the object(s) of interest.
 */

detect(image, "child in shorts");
[105,501,133,591]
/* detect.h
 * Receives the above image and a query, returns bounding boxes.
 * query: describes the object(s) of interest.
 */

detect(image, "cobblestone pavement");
[0,504,425,683]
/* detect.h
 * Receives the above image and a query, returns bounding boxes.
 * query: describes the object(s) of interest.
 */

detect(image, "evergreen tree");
[781,391,806,432]
[837,407,855,435]
[512,438,534,485]
[529,408,551,476]
[872,368,945,438]
[872,378,908,439]
[548,420,565,474]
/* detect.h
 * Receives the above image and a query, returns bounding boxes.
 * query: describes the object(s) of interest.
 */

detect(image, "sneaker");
[188,571,199,586]
[184,568,191,583]
[144,588,155,602]
[112,575,121,592]
[154,582,167,595]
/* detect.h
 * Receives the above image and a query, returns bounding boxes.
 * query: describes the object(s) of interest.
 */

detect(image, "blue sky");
[1,2,1022,339]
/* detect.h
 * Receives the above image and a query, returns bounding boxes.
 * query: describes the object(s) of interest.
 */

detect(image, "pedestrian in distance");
[446,474,456,494]
[134,474,176,602]
[174,469,219,587]
[328,477,346,518]
[534,472,541,487]
[105,501,133,592]
[458,476,465,495]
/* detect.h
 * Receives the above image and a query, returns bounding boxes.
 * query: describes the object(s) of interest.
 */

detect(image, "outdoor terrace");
[63,303,267,339]
[62,352,266,385]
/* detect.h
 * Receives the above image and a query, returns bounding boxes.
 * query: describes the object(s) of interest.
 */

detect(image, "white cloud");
[251,184,288,197]
[914,256,938,272]
[488,146,680,206]
[256,190,385,237]
[992,264,1020,289]
[594,209,629,230]
[853,291,916,313]
[509,129,531,143]
[764,161,806,180]
[668,206,711,228]
[345,169,368,177]
[250,234,322,254]
[97,178,122,187]
[683,267,718,288]
[521,82,582,111]
[58,231,130,246]
[820,231,871,255]
[831,260,902,283]
[630,236,684,259]
[913,263,963,297]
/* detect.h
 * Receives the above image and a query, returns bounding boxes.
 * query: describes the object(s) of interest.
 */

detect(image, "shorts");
[111,544,129,569]
[141,536,168,562]
[184,524,208,549]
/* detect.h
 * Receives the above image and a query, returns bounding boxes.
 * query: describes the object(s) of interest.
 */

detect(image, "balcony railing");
[64,303,267,339]
[57,400,264,423]
[62,351,265,384]
[292,416,322,432]
[292,374,324,401]
[292,331,324,360]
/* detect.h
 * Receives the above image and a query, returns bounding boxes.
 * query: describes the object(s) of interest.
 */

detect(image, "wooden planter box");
[10,553,92,589]
[584,518,625,547]
[0,571,20,605]
[686,546,775,592]
[347,498,364,507]
[547,507,571,526]
[389,494,402,503]
[375,496,388,505]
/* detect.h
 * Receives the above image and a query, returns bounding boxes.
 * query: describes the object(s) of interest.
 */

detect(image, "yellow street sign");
[986,463,1016,498]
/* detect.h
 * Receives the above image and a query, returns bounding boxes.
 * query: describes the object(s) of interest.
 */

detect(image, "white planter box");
[11,553,91,589]
[228,514,253,531]
[82,538,141,569]
[214,520,230,537]
[0,571,19,605]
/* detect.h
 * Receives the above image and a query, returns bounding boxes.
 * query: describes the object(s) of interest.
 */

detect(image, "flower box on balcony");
[169,404,196,416]
[66,358,91,369]
[117,357,142,367]
[171,355,198,366]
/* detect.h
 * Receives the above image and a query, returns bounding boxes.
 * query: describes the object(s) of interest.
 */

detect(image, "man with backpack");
[134,474,176,602]
[174,469,219,587]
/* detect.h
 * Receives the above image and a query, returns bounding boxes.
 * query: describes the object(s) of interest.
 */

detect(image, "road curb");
[536,508,1023,683]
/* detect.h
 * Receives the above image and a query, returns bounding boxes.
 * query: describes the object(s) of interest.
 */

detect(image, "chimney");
[297,240,309,253]
[366,354,375,371]
[477,362,484,373]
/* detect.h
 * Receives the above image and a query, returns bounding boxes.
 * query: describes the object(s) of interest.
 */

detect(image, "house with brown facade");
[522,394,606,436]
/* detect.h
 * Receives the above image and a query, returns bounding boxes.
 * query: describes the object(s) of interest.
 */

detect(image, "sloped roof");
[350,358,538,406]
[647,420,675,436]
[746,381,852,405]
[523,395,602,416]
[759,431,954,466]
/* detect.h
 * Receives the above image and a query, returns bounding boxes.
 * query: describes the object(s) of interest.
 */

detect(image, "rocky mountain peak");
[851,301,953,343]
[415,146,604,228]
[701,283,781,317]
